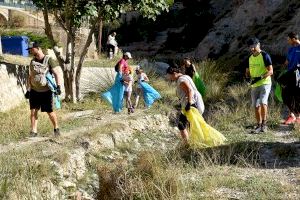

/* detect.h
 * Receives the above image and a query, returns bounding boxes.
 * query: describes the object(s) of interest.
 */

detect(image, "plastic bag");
[193,72,206,96]
[182,107,226,148]
[101,72,125,112]
[140,82,161,108]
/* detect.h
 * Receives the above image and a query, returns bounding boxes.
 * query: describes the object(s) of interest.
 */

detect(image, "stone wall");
[0,62,28,112]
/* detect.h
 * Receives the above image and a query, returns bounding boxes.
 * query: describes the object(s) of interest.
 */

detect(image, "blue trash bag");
[46,73,61,109]
[140,82,161,108]
[101,72,125,113]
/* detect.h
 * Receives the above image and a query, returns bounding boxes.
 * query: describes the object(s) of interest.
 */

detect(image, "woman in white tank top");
[166,65,205,143]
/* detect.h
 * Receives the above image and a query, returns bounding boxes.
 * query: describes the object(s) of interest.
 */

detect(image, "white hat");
[124,52,132,59]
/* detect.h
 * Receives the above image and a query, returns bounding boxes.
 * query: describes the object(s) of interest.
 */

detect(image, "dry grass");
[1,54,32,66]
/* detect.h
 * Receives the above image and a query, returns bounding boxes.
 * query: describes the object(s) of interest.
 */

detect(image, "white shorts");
[251,84,271,107]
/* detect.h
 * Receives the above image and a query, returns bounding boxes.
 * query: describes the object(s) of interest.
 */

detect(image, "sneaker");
[29,131,38,137]
[283,116,296,125]
[54,128,60,137]
[127,108,131,114]
[250,124,261,134]
[260,124,267,133]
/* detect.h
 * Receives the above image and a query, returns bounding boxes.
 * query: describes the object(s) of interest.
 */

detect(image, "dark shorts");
[178,104,197,130]
[30,89,53,112]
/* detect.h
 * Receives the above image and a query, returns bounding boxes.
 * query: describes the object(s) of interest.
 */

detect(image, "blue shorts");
[251,84,271,107]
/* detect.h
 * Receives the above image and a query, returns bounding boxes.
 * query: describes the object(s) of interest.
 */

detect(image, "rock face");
[0,63,27,112]
[193,0,298,59]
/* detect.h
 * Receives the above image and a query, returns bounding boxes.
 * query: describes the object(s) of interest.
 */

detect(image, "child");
[134,66,161,108]
[123,68,134,114]
[134,66,149,108]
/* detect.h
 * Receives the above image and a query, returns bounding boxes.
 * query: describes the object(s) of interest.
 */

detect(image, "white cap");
[124,52,132,59]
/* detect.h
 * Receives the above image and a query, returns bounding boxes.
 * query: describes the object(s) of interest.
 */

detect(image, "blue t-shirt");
[287,45,300,71]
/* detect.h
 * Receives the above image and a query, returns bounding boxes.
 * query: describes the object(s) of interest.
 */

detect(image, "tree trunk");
[97,18,103,54]
[75,27,96,101]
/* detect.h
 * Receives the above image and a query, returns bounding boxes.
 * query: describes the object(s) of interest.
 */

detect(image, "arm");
[52,66,63,87]
[261,65,273,79]
[245,68,250,78]
[143,73,149,82]
[179,81,193,104]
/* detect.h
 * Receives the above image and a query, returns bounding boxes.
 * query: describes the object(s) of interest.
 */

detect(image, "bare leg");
[261,104,268,122]
[180,129,189,144]
[47,112,59,129]
[255,106,262,124]
[30,109,39,133]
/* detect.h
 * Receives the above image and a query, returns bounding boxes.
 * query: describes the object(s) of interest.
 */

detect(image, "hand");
[56,85,61,95]
[251,77,261,84]
[25,91,30,99]
[185,102,191,111]
[141,80,145,82]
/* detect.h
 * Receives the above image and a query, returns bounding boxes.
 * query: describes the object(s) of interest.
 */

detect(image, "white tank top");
[176,75,205,114]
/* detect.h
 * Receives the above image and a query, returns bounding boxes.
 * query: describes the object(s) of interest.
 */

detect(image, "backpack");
[30,55,50,87]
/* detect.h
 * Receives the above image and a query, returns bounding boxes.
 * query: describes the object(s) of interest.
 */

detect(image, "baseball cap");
[124,52,132,59]
[247,37,260,46]
[26,42,40,50]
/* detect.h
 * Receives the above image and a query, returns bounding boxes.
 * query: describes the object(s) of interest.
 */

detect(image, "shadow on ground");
[180,140,300,168]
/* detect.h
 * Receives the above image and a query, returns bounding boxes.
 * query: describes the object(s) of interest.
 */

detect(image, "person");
[279,32,300,124]
[25,42,63,137]
[134,65,149,108]
[116,52,132,73]
[134,66,161,108]
[181,57,206,96]
[245,37,273,133]
[106,32,118,59]
[123,67,134,114]
[101,52,132,113]
[166,65,205,143]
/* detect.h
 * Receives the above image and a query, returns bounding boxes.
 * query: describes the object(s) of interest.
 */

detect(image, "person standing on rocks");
[245,37,273,134]
[25,42,63,137]
[278,32,300,124]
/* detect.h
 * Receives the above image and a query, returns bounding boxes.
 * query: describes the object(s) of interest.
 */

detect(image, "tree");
[31,0,173,103]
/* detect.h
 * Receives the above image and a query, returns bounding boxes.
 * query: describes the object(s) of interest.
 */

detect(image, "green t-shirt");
[249,51,272,87]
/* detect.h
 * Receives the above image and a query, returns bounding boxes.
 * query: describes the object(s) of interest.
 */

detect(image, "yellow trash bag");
[182,107,226,148]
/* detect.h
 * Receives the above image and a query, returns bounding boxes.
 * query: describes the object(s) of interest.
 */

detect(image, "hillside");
[117,0,300,64]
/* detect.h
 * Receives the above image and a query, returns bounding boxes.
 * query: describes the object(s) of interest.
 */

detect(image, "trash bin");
[1,36,29,57]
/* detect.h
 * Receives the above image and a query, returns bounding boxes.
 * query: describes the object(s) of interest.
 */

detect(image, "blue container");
[1,36,29,57]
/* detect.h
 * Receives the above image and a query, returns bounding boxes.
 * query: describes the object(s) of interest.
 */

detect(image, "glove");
[251,77,262,85]
[120,79,124,84]
[25,91,30,99]
[141,80,145,82]
[56,85,61,95]
[185,102,191,111]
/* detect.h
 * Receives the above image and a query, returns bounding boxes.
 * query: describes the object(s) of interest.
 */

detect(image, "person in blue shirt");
[280,32,300,124]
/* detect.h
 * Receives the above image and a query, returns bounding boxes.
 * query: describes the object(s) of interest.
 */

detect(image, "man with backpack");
[245,38,273,133]
[25,42,63,137]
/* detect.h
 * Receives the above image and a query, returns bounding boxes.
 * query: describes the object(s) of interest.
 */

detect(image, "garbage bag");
[140,81,161,108]
[182,107,226,148]
[101,72,125,113]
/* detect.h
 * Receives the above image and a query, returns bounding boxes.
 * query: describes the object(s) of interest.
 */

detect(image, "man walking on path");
[280,32,300,124]
[245,38,273,133]
[25,42,63,137]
